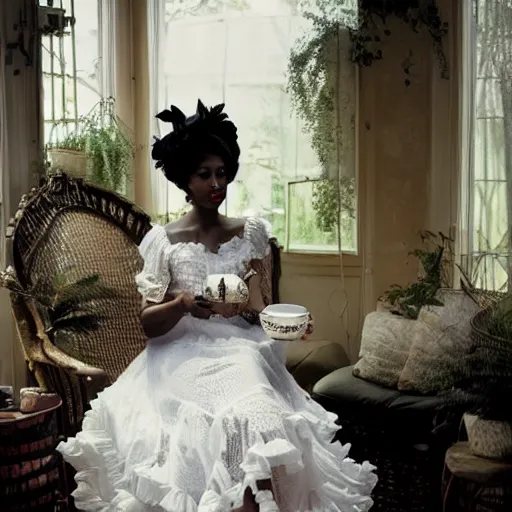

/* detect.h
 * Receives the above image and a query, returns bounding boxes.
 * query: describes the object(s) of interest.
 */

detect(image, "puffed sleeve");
[244,216,271,261]
[135,225,172,304]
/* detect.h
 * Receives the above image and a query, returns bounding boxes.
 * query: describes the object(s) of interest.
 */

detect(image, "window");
[39,0,114,145]
[148,0,357,253]
[461,0,512,291]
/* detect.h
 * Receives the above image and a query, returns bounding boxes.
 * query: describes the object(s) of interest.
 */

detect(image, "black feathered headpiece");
[152,100,240,189]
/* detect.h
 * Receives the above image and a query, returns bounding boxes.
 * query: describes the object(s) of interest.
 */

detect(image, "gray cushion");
[313,366,445,414]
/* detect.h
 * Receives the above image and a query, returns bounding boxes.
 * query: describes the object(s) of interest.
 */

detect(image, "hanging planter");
[48,148,88,179]
[46,98,137,193]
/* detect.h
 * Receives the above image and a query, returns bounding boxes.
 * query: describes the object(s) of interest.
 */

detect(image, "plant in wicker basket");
[380,231,453,319]
[440,297,512,459]
[46,97,136,193]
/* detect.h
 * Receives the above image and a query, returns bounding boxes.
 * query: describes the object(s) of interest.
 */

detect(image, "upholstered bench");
[312,365,457,512]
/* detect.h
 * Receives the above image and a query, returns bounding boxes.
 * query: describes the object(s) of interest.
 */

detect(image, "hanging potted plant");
[47,132,88,179]
[441,296,512,459]
[47,98,136,193]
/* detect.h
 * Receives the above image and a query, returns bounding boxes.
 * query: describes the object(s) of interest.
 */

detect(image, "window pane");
[468,0,512,290]
[40,0,101,144]
[287,180,356,252]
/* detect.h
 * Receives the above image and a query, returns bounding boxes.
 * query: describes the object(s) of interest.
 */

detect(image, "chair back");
[8,173,152,383]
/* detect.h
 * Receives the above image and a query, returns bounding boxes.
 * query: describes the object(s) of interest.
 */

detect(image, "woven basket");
[48,149,88,179]
[0,400,64,511]
[464,413,512,459]
[470,308,512,365]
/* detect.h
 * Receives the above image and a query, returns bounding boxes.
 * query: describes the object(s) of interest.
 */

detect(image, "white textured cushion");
[398,290,480,394]
[353,312,418,388]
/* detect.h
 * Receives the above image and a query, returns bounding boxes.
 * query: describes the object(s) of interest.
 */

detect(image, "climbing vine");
[288,0,449,231]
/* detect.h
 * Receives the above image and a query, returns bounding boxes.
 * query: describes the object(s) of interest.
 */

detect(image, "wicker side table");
[443,442,512,512]
[0,398,66,511]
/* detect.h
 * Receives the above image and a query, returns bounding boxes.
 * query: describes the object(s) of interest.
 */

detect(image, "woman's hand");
[210,301,247,318]
[302,313,315,340]
[172,291,213,320]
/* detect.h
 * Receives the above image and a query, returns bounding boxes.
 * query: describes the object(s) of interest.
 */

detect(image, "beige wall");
[280,0,460,362]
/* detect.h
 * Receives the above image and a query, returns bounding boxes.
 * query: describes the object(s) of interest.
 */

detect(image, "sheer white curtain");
[461,0,512,291]
[147,0,356,252]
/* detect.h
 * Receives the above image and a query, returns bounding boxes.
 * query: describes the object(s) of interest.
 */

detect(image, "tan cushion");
[398,290,480,394]
[352,312,417,388]
[286,340,349,393]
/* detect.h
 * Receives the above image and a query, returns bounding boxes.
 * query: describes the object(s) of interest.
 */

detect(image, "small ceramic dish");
[203,274,249,304]
[259,304,309,341]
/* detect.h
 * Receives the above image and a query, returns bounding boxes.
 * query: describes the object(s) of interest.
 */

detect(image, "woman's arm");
[141,292,212,338]
[246,272,266,313]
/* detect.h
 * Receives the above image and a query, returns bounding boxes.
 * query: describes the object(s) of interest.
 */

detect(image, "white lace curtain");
[147,0,356,253]
[460,0,512,291]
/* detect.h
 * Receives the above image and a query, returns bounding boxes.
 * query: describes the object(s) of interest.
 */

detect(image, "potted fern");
[0,265,115,360]
[443,295,512,459]
[47,98,135,193]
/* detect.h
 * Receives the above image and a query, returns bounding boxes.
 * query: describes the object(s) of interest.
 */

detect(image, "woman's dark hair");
[152,100,240,191]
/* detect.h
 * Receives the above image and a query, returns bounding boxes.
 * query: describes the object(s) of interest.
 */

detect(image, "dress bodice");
[135,217,270,302]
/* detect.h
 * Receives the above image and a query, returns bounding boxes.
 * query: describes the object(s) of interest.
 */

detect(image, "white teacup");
[259,304,310,341]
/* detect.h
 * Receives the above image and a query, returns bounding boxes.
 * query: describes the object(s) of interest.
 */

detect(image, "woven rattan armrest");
[40,338,106,378]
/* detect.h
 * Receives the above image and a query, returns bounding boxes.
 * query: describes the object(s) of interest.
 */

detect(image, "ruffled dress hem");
[58,397,376,512]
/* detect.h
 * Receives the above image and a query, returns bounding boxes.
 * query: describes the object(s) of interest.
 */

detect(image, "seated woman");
[57,101,377,511]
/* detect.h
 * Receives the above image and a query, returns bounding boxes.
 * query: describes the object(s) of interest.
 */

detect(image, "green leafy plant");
[432,266,512,422]
[381,231,453,319]
[0,265,115,337]
[312,177,355,232]
[49,132,87,152]
[40,272,116,336]
[439,300,512,423]
[442,377,512,423]
[350,0,449,83]
[47,98,136,192]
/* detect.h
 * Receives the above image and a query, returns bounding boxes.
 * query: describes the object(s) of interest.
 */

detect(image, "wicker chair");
[3,173,152,437]
[3,172,284,439]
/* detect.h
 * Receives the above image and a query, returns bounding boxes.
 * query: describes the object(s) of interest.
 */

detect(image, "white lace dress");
[57,217,377,512]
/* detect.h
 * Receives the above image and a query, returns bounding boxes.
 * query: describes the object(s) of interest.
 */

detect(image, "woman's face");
[188,154,228,209]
